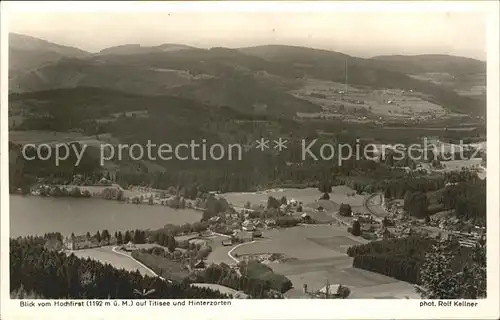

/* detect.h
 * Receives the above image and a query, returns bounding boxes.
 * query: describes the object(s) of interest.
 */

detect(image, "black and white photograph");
[1,1,499,319]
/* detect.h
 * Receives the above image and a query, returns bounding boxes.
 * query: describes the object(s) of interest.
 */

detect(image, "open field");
[204,234,235,265]
[131,250,188,281]
[290,78,446,118]
[409,72,486,97]
[68,245,156,277]
[53,184,168,199]
[223,186,362,210]
[9,130,115,149]
[440,159,486,179]
[10,130,87,144]
[231,225,418,299]
[442,158,484,171]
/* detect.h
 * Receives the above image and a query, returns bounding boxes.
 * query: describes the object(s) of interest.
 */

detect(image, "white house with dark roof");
[242,220,255,231]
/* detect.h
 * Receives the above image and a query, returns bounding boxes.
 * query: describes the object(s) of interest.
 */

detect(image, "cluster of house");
[352,212,375,224]
[63,233,140,251]
[300,283,350,299]
[385,199,405,218]
[63,235,101,251]
[373,199,485,247]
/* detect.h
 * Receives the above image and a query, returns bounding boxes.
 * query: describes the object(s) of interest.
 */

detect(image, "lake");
[9,195,202,237]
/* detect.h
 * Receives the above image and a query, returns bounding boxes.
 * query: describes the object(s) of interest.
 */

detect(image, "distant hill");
[9,46,319,116]
[240,45,353,64]
[98,43,197,55]
[9,57,194,94]
[240,45,486,116]
[168,74,320,116]
[9,39,485,117]
[370,54,486,76]
[240,45,485,82]
[9,33,90,74]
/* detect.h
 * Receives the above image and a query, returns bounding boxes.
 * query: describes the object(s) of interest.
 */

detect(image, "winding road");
[363,193,388,221]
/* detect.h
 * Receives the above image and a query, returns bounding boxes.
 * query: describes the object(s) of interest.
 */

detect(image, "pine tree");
[454,243,487,298]
[124,231,131,243]
[102,230,110,242]
[351,220,361,236]
[418,241,464,299]
[167,235,176,253]
[117,232,123,245]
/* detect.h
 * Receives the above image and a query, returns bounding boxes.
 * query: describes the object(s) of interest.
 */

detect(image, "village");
[51,179,485,300]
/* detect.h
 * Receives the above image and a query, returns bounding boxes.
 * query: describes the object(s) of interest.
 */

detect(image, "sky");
[7,9,487,60]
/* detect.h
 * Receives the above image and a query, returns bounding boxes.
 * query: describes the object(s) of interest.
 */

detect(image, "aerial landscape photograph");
[5,8,488,302]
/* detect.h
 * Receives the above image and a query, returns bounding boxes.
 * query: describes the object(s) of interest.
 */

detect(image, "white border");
[1,1,499,320]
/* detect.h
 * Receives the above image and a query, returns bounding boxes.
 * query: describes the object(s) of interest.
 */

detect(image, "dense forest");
[440,179,487,225]
[347,236,436,284]
[347,236,486,299]
[10,86,484,196]
[418,240,486,299]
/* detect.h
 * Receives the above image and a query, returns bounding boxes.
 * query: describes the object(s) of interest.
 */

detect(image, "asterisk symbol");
[255,138,269,151]
[273,138,288,152]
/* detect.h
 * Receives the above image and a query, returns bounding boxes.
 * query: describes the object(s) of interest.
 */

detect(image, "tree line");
[189,261,291,299]
[347,235,486,299]
[347,236,436,284]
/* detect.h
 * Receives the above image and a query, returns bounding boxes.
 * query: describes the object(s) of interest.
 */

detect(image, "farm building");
[242,220,255,231]
[318,284,342,296]
[303,283,351,299]
[199,231,212,237]
[64,235,99,251]
[301,213,311,221]
[123,241,137,251]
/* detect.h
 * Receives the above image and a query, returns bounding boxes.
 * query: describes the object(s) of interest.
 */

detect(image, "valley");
[8,32,488,302]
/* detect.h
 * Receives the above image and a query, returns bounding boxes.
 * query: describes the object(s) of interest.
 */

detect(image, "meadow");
[230,225,418,298]
[69,245,155,277]
[222,186,363,210]
[291,78,446,118]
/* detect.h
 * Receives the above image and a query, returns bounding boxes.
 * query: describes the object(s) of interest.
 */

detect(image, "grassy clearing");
[308,236,362,249]
[291,78,446,117]
[10,130,86,144]
[232,225,418,298]
[131,250,189,282]
[233,226,351,260]
[9,130,111,148]
[223,186,361,210]
[68,246,155,277]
